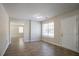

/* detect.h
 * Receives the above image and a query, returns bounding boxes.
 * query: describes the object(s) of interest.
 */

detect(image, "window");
[19,26,23,33]
[42,22,54,38]
[42,23,49,36]
[49,22,54,37]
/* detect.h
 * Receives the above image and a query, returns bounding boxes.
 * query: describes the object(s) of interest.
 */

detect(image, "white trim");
[1,42,9,56]
[42,39,62,47]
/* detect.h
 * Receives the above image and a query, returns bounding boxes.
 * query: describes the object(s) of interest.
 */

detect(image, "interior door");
[31,21,41,42]
[61,16,77,51]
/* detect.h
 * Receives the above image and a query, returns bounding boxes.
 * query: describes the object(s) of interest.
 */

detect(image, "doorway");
[9,21,24,44]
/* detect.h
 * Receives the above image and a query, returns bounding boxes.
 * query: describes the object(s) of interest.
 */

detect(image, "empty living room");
[0,3,79,56]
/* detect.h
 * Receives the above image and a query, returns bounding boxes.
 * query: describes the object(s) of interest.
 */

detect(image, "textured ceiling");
[3,3,79,21]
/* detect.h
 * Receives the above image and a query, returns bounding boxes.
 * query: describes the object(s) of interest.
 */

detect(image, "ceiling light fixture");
[36,16,43,19]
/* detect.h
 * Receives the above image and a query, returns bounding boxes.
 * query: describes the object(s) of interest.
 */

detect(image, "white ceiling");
[3,3,79,21]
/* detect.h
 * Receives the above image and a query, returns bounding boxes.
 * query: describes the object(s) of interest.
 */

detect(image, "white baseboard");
[61,46,79,53]
[1,42,9,56]
[42,40,79,53]
[42,39,62,46]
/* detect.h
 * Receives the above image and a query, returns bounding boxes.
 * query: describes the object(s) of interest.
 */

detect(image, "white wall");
[31,21,41,41]
[76,16,79,51]
[42,18,61,46]
[9,18,41,42]
[24,20,30,42]
[0,4,9,55]
[24,20,41,42]
[42,9,79,52]
[61,16,78,52]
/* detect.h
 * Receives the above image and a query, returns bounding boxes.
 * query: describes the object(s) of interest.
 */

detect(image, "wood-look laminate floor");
[4,37,79,56]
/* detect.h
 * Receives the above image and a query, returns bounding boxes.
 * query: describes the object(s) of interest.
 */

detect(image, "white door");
[31,21,41,42]
[61,16,77,51]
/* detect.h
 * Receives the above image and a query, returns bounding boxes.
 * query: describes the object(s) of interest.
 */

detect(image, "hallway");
[4,37,79,56]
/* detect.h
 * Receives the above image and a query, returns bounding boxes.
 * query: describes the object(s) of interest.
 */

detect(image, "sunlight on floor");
[19,38,24,48]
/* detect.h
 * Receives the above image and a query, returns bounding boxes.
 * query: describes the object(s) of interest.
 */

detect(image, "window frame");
[42,22,54,38]
[18,26,24,33]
